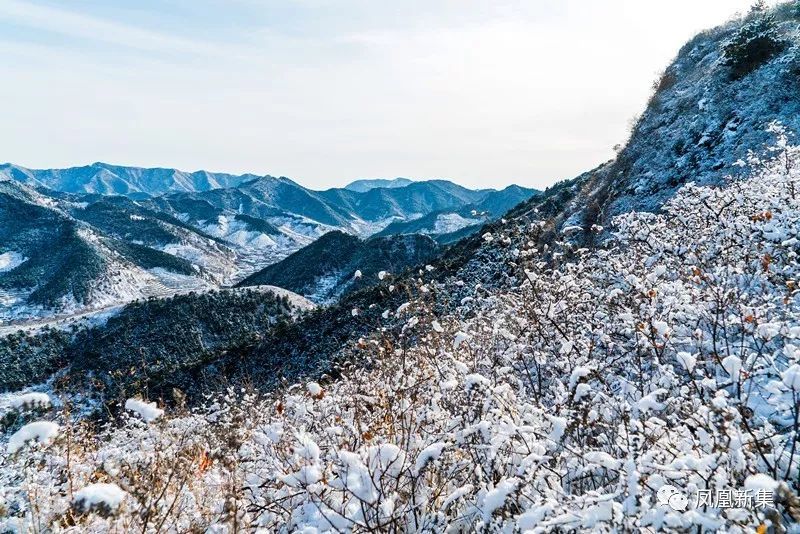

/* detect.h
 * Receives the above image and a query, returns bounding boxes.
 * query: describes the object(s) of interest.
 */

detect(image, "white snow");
[637,389,666,413]
[432,213,480,234]
[568,366,590,389]
[722,355,742,378]
[254,285,316,311]
[453,331,470,349]
[465,374,490,390]
[10,392,51,410]
[282,465,322,488]
[73,483,127,512]
[675,351,697,372]
[574,383,592,401]
[414,442,447,474]
[481,478,519,520]
[547,416,567,442]
[744,473,779,493]
[584,451,621,470]
[125,398,164,422]
[782,364,800,390]
[7,421,59,453]
[442,485,474,510]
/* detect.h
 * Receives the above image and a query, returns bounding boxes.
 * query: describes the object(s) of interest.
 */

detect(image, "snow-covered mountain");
[372,185,536,243]
[147,176,535,236]
[344,177,414,192]
[0,170,536,319]
[0,162,256,197]
[3,4,800,532]
[0,180,232,322]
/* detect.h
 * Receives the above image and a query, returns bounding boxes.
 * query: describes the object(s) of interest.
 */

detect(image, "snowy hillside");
[0,181,234,322]
[0,285,312,393]
[237,231,441,303]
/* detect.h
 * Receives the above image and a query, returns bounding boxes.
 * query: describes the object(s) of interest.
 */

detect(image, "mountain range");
[343,177,414,192]
[0,162,255,197]
[0,166,536,319]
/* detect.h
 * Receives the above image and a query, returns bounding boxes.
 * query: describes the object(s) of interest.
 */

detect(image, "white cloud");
[0,0,764,190]
[0,0,233,56]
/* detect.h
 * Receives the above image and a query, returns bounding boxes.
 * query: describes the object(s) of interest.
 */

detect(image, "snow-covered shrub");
[73,483,127,517]
[124,398,163,422]
[2,139,800,530]
[9,392,51,411]
[6,420,59,454]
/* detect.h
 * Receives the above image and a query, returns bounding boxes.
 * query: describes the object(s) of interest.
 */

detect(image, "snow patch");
[7,421,59,453]
[73,483,127,513]
[9,392,51,410]
[125,398,164,422]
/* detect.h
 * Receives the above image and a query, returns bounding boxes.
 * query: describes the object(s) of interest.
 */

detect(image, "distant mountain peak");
[344,177,415,192]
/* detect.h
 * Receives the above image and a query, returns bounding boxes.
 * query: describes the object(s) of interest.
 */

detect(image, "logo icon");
[657,484,688,511]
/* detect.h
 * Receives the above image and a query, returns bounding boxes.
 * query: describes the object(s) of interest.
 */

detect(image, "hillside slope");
[237,231,440,302]
[0,181,230,319]
[0,286,310,393]
[372,184,537,241]
[534,3,800,243]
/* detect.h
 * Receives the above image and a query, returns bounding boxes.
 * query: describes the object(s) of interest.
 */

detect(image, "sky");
[0,0,766,190]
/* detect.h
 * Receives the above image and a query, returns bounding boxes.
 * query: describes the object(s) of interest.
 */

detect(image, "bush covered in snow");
[2,140,800,530]
[73,483,127,517]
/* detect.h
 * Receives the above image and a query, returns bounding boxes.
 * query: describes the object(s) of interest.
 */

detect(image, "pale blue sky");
[0,0,764,190]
